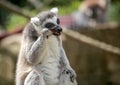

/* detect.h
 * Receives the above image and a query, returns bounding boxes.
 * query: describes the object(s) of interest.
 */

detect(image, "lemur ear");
[30,17,40,24]
[50,7,58,14]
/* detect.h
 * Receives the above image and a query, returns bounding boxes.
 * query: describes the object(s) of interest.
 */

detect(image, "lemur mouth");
[50,26,62,36]
[51,29,61,36]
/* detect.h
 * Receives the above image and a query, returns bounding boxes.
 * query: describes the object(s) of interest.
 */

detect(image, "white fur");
[30,17,42,34]
[36,35,61,85]
[30,17,40,23]
[50,7,58,14]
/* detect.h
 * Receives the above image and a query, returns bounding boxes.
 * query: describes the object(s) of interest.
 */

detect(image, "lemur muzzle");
[50,25,62,36]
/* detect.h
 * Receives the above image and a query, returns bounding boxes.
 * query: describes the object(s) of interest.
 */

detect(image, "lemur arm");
[25,33,45,65]
[60,47,71,68]
[60,47,77,78]
[24,24,51,65]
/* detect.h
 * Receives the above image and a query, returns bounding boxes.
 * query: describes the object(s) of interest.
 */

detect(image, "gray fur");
[16,10,77,85]
[70,0,110,29]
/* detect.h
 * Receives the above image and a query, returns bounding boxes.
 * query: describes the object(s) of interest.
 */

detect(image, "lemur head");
[30,7,62,36]
[80,0,110,19]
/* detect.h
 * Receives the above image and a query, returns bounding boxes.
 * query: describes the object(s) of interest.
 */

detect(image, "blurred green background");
[0,0,120,85]
[0,0,120,31]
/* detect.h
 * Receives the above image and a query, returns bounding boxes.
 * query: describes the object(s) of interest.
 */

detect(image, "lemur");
[16,8,77,85]
[70,0,110,28]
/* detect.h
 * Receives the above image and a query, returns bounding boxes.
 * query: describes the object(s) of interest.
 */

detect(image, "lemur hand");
[41,28,52,38]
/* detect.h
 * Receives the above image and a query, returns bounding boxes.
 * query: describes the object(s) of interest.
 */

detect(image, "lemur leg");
[59,47,77,85]
[24,70,45,85]
[25,28,52,65]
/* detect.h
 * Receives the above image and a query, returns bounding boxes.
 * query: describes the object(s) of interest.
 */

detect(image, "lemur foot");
[62,68,76,83]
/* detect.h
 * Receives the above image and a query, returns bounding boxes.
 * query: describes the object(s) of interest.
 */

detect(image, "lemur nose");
[52,25,62,32]
[58,27,62,32]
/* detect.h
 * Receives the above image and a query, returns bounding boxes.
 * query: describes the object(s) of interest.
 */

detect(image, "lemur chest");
[39,35,61,62]
[44,35,61,60]
[36,36,61,84]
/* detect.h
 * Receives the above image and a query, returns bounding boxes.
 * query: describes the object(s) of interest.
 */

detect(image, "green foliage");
[6,14,28,31]
[112,0,120,3]
[5,1,81,31]
[0,9,10,29]
[50,0,72,6]
[1,0,120,31]
[110,2,120,22]
[7,0,28,7]
[58,1,81,15]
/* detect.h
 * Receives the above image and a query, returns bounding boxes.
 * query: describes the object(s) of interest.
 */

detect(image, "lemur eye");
[45,22,55,28]
[57,18,60,24]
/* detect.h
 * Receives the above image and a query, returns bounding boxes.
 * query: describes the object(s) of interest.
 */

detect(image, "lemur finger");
[41,28,52,38]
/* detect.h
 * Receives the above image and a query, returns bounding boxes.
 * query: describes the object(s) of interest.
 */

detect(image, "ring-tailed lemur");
[70,0,110,28]
[16,8,77,85]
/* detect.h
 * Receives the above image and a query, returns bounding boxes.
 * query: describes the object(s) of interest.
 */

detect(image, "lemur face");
[30,8,62,36]
[80,0,109,21]
[44,16,62,36]
[86,5,104,19]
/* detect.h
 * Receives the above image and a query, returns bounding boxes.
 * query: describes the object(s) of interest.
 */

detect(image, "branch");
[27,0,43,10]
[89,22,120,30]
[0,28,23,41]
[0,0,31,20]
[72,22,120,31]
[63,29,120,55]
[27,0,54,11]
